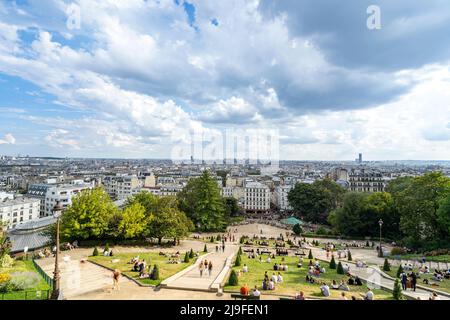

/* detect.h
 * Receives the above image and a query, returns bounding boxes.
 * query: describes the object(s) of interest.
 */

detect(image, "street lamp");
[51,201,64,300]
[378,219,383,258]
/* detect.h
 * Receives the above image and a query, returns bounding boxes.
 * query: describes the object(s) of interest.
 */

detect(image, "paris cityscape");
[1,0,450,310]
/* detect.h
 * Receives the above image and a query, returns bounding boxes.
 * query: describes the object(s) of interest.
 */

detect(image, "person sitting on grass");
[266,256,271,263]
[340,292,347,300]
[240,283,250,296]
[295,291,306,300]
[339,280,350,291]
[320,282,330,297]
[271,272,278,283]
[251,286,261,297]
[363,288,374,300]
[354,276,363,286]
[273,263,278,271]
[277,272,283,283]
[331,280,339,290]
[347,276,355,285]
[268,279,276,290]
[243,264,249,273]
[262,279,269,290]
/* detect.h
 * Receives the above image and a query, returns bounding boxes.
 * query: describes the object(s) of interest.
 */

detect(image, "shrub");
[239,236,245,244]
[9,272,40,290]
[210,236,215,243]
[391,247,407,256]
[308,249,313,259]
[150,264,159,280]
[393,279,403,300]
[228,270,239,286]
[316,227,327,235]
[92,247,99,256]
[104,243,110,252]
[189,248,194,258]
[203,244,208,253]
[234,254,241,267]
[216,235,221,241]
[329,255,336,269]
[238,247,242,256]
[293,223,303,235]
[383,258,391,272]
[347,251,352,261]
[0,255,14,268]
[396,265,404,278]
[0,273,11,284]
[0,281,14,293]
[184,252,190,263]
[337,262,344,275]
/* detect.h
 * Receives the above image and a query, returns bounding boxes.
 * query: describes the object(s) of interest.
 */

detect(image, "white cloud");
[0,133,16,145]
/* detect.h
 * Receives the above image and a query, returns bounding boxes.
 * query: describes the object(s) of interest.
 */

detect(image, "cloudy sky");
[0,0,449,160]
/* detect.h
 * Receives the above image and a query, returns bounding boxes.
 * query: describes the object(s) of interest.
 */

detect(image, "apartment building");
[244,181,271,214]
[348,169,385,192]
[0,197,40,229]
[44,183,94,216]
[273,185,293,212]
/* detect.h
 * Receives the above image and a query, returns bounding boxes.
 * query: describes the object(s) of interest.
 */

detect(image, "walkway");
[164,243,238,291]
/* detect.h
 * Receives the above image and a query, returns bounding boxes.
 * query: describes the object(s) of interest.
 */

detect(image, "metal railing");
[32,259,53,289]
[0,289,51,300]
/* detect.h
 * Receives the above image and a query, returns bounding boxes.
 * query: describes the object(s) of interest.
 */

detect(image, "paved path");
[165,243,238,291]
[308,246,449,300]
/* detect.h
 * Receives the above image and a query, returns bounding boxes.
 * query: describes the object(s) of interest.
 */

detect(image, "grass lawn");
[382,265,450,294]
[225,255,392,300]
[89,251,203,286]
[0,259,51,300]
[392,254,450,263]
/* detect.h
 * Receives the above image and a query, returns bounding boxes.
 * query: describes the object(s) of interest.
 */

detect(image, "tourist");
[320,282,330,297]
[410,272,417,291]
[251,286,261,297]
[242,264,249,273]
[277,272,283,283]
[240,283,250,296]
[340,292,347,300]
[354,276,363,286]
[400,272,408,290]
[271,272,278,283]
[339,280,350,291]
[331,280,339,290]
[112,269,121,291]
[268,280,275,290]
[199,261,205,277]
[295,291,306,300]
[262,279,268,290]
[364,288,374,300]
[208,261,213,276]
[429,292,439,300]
[266,256,271,263]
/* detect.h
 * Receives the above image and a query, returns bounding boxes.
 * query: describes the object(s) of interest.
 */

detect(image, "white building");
[0,191,14,202]
[244,181,271,214]
[44,183,94,216]
[0,197,40,230]
[273,185,293,211]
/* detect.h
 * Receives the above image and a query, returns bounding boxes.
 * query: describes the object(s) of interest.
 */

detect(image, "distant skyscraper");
[358,153,363,164]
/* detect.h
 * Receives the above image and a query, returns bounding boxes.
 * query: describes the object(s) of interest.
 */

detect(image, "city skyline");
[0,1,450,160]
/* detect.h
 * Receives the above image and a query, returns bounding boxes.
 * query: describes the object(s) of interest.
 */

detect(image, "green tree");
[437,194,450,238]
[395,172,450,248]
[224,197,242,218]
[347,251,352,261]
[60,187,118,241]
[203,244,208,253]
[396,265,404,278]
[117,203,147,239]
[189,248,194,259]
[0,224,11,259]
[383,258,391,272]
[308,249,313,259]
[150,264,159,280]
[238,247,242,256]
[178,171,227,231]
[92,247,99,256]
[288,179,345,224]
[293,223,303,235]
[393,279,403,300]
[184,252,190,263]
[337,262,344,274]
[148,205,194,245]
[234,254,241,267]
[228,270,239,286]
[329,255,336,269]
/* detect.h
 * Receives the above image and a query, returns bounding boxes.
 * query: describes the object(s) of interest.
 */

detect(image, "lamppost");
[51,201,63,300]
[378,219,383,258]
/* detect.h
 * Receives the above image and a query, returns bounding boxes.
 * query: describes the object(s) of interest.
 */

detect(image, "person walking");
[208,261,213,277]
[199,261,205,277]
[400,272,407,290]
[112,269,121,291]
[410,272,417,292]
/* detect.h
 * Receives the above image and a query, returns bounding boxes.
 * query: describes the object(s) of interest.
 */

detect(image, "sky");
[0,0,449,160]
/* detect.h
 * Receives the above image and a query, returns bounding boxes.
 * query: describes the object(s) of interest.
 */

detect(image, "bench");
[230,294,261,300]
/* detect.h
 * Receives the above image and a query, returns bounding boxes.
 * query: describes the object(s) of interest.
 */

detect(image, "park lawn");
[382,266,450,295]
[0,259,51,300]
[225,255,392,300]
[393,254,450,263]
[89,251,202,286]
